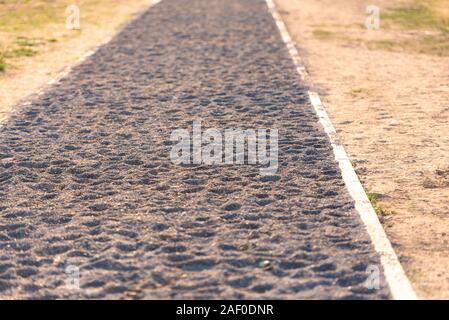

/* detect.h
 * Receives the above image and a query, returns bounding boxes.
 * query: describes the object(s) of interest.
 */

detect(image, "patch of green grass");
[312,29,336,39]
[0,2,63,33]
[0,50,5,72]
[366,191,386,218]
[15,37,38,47]
[376,1,449,56]
[383,0,449,33]
[9,47,37,57]
[350,87,370,97]
[312,28,356,45]
[2,37,42,59]
[383,3,436,29]
[368,36,449,56]
[0,0,120,33]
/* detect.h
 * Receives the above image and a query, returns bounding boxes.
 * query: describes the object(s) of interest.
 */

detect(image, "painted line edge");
[265,0,417,300]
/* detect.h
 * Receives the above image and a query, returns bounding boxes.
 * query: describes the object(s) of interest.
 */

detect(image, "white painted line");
[265,0,417,300]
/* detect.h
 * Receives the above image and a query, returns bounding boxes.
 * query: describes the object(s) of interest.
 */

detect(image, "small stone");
[257,260,272,269]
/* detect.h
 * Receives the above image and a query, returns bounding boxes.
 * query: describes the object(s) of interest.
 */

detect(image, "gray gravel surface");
[0,0,390,299]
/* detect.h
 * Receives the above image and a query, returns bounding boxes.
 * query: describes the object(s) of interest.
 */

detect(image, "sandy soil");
[275,0,449,298]
[0,0,156,123]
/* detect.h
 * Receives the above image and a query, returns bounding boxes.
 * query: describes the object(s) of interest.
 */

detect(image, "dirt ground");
[275,0,449,298]
[0,0,156,123]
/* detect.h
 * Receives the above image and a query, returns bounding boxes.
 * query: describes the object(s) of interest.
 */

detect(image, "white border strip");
[0,0,161,127]
[265,0,416,300]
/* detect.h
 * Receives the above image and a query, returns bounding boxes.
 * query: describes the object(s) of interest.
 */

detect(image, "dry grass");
[312,29,336,39]
[309,0,449,56]
[376,0,449,56]
[368,35,449,56]
[382,0,449,33]
[350,87,371,97]
[0,49,5,72]
[0,0,148,72]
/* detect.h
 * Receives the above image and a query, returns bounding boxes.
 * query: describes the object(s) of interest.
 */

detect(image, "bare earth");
[276,0,449,298]
[0,0,155,123]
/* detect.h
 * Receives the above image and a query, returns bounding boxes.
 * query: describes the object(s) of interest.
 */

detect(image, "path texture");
[0,0,390,299]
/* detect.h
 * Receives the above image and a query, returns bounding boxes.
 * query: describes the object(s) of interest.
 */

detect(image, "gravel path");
[0,0,390,299]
